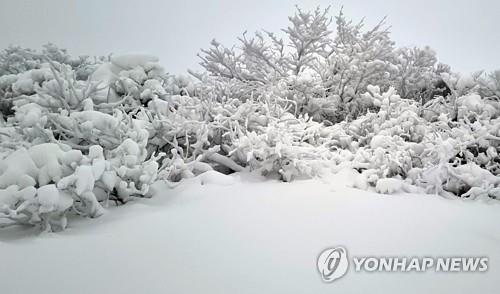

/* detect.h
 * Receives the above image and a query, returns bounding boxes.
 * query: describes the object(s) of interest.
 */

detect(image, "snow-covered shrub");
[164,74,197,96]
[0,44,103,117]
[319,11,395,108]
[392,46,450,103]
[0,141,160,231]
[476,70,500,100]
[91,54,168,107]
[229,115,333,181]
[147,92,277,181]
[443,70,500,100]
[325,85,500,199]
[0,43,102,78]
[0,143,97,230]
[0,46,42,76]
[0,54,168,231]
[197,6,447,123]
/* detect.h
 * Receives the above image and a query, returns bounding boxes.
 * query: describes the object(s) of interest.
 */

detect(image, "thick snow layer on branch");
[15,103,45,128]
[0,148,39,189]
[70,110,120,130]
[37,184,73,213]
[91,63,115,85]
[111,54,159,70]
[91,54,163,90]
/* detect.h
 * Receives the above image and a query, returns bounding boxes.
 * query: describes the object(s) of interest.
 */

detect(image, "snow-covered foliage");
[1,6,500,231]
[0,44,104,116]
[327,86,500,198]
[0,143,158,231]
[197,6,450,123]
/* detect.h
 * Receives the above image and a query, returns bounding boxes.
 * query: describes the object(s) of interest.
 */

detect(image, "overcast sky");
[1,0,499,74]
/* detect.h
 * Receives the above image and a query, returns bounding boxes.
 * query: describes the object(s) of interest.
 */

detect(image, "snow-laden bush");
[327,86,500,199]
[197,6,449,123]
[392,47,450,104]
[90,53,168,107]
[229,114,334,181]
[1,51,337,230]
[0,45,103,117]
[0,43,102,78]
[0,55,168,231]
[0,142,159,231]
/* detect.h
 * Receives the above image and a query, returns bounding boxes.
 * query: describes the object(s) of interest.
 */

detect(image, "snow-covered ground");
[1,171,499,294]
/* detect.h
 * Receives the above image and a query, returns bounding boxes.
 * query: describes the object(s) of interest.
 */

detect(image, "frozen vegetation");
[1,7,500,232]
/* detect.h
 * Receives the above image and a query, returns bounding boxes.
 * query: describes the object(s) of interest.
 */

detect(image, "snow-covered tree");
[197,6,449,123]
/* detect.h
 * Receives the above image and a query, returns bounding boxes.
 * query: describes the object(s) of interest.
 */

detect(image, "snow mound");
[197,170,236,186]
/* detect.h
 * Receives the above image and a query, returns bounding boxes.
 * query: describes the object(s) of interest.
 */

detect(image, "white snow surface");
[1,171,499,294]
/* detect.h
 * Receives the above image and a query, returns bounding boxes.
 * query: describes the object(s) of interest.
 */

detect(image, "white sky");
[1,0,499,74]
